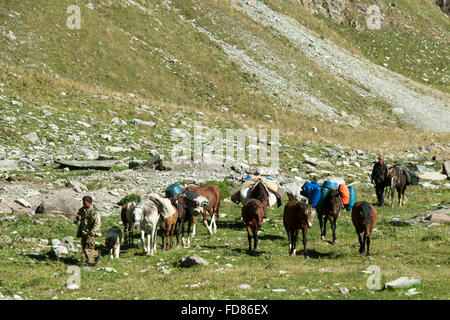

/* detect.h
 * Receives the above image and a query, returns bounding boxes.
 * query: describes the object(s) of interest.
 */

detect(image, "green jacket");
[77,206,102,238]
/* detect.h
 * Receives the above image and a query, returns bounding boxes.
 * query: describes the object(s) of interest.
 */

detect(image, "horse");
[316,189,343,244]
[171,191,209,248]
[105,226,123,259]
[121,201,138,246]
[352,201,377,256]
[129,199,164,255]
[250,181,270,219]
[386,166,407,208]
[184,185,221,235]
[283,201,313,257]
[159,206,179,251]
[241,198,265,252]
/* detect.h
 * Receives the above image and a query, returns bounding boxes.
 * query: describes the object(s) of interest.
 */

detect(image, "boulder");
[22,132,41,145]
[51,245,69,258]
[428,213,450,223]
[180,255,209,267]
[385,277,421,289]
[443,160,450,179]
[0,160,18,171]
[419,171,447,181]
[15,198,31,208]
[54,160,117,170]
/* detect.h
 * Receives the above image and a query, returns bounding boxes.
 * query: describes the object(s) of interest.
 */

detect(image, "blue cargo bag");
[345,186,356,211]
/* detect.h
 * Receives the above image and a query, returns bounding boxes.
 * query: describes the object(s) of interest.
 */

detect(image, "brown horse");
[184,185,221,235]
[242,198,265,252]
[386,166,407,208]
[160,205,179,251]
[283,201,313,257]
[250,181,270,219]
[121,202,138,246]
[317,189,343,244]
[352,201,377,256]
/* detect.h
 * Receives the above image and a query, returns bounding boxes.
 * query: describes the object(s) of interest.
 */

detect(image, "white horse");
[130,199,163,256]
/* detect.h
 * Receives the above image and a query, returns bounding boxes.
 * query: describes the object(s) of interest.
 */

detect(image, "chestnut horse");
[242,198,265,252]
[352,201,377,256]
[283,201,313,257]
[184,185,221,235]
[316,189,343,244]
[386,166,407,208]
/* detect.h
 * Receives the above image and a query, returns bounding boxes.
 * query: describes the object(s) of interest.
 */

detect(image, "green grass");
[0,183,448,300]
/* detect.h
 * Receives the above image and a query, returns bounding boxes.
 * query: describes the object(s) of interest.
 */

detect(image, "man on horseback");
[371,156,388,207]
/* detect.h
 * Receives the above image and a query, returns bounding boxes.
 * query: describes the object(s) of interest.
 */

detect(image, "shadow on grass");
[299,249,344,259]
[26,253,81,265]
[230,247,267,257]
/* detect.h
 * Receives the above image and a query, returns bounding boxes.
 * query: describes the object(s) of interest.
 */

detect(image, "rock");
[385,277,421,289]
[105,146,130,153]
[339,287,349,294]
[22,132,41,145]
[38,239,49,246]
[61,236,75,249]
[0,235,12,244]
[428,213,450,223]
[97,267,118,273]
[271,289,286,292]
[55,160,117,170]
[281,179,307,202]
[443,160,450,178]
[15,198,31,208]
[0,160,18,171]
[389,218,410,226]
[131,119,155,127]
[51,245,69,258]
[419,171,447,181]
[66,180,88,192]
[51,239,61,246]
[180,255,209,267]
[405,288,420,296]
[236,284,252,289]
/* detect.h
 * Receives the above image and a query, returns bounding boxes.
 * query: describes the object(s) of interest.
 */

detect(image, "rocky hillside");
[0,0,449,216]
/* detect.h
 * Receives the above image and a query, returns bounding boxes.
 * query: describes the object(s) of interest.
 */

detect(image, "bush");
[118,194,141,205]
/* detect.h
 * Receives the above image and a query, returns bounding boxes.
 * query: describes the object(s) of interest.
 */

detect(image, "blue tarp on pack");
[322,181,338,189]
[301,181,321,208]
[345,186,356,211]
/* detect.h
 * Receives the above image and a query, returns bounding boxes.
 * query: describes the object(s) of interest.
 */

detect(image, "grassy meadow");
[0,182,448,300]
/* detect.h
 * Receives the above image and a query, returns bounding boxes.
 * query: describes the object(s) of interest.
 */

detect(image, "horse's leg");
[191,216,196,238]
[318,214,325,240]
[362,234,367,256]
[322,217,328,241]
[209,210,217,234]
[365,234,371,256]
[358,233,364,255]
[302,228,308,258]
[287,229,292,255]
[203,208,213,235]
[141,230,146,253]
[397,186,402,207]
[147,232,152,256]
[390,187,395,208]
[253,225,258,251]
[331,217,337,245]
[402,186,407,206]
[187,218,192,248]
[292,229,298,257]
[246,225,252,251]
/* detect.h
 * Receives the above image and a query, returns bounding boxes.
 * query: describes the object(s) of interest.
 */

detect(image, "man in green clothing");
[76,196,102,266]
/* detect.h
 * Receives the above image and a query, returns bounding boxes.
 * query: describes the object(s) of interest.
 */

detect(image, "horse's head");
[326,189,343,216]
[130,202,143,229]
[298,201,313,228]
